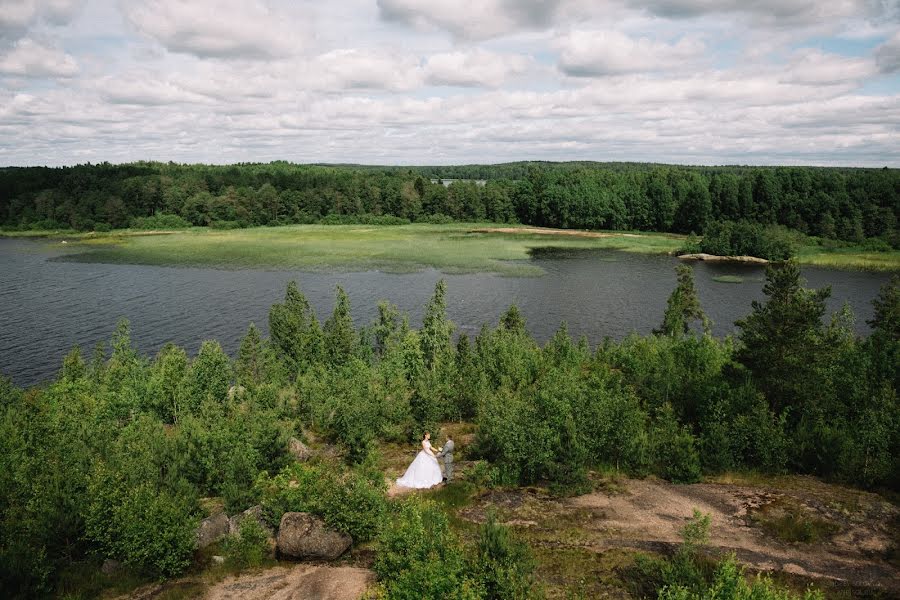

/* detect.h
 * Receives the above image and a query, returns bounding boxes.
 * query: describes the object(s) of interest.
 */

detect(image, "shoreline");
[2,224,898,273]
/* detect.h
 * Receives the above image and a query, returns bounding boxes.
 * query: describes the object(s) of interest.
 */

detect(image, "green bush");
[470,513,536,599]
[223,518,270,569]
[84,465,198,578]
[129,213,192,229]
[649,405,702,483]
[700,220,796,260]
[209,219,243,229]
[319,213,411,225]
[256,461,387,542]
[658,554,824,600]
[419,213,455,224]
[373,499,483,600]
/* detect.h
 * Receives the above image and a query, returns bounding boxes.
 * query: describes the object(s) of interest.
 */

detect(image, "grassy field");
[31,223,685,277]
[5,223,898,274]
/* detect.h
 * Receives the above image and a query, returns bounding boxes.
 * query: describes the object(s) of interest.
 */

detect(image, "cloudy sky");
[1,0,899,166]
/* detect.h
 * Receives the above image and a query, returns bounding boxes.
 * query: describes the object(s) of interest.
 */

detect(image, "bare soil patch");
[460,476,900,595]
[116,564,374,600]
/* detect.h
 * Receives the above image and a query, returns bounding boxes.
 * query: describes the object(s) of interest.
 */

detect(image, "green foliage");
[84,463,197,578]
[182,340,232,413]
[373,499,484,600]
[130,212,192,229]
[656,265,709,337]
[735,260,831,415]
[268,281,322,374]
[323,285,359,366]
[2,163,896,252]
[222,518,270,570]
[471,513,536,599]
[649,405,702,484]
[699,220,796,260]
[421,279,454,369]
[658,555,824,600]
[256,461,387,542]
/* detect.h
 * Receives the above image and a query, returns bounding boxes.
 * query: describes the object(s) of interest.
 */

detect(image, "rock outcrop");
[229,505,276,551]
[276,512,351,560]
[288,437,312,462]
[196,512,230,549]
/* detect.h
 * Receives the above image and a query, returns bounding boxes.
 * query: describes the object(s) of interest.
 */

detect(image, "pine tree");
[323,286,358,366]
[421,279,454,369]
[268,281,322,372]
[735,259,831,414]
[235,323,263,387]
[500,304,526,335]
[655,264,709,336]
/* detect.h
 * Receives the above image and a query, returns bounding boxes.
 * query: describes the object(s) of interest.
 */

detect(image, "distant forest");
[1,161,897,247]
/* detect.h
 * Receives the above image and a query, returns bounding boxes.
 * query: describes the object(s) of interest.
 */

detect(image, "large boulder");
[288,437,312,462]
[229,505,276,551]
[276,512,351,561]
[196,512,230,549]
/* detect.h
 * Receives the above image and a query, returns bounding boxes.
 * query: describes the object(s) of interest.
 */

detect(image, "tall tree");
[268,281,322,372]
[420,279,454,369]
[735,260,831,414]
[323,286,358,366]
[655,264,709,336]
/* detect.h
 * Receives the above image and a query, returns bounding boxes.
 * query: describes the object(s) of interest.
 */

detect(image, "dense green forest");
[1,263,897,598]
[1,162,897,254]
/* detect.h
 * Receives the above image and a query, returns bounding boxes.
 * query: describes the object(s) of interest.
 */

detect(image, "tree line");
[1,162,897,249]
[1,264,897,597]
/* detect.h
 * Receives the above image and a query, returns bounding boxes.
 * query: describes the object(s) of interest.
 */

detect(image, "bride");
[396,431,443,489]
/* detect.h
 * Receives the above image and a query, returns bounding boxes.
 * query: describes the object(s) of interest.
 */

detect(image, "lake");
[0,237,893,387]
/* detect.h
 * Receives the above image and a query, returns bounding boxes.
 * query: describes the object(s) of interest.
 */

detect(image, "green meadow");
[9,223,899,274]
[49,223,686,276]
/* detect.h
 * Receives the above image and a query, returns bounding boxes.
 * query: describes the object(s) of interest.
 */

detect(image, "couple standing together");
[396,431,455,489]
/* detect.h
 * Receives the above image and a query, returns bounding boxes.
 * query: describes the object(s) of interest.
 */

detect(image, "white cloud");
[876,31,900,73]
[779,48,877,84]
[0,0,897,166]
[377,0,574,40]
[0,0,83,40]
[558,29,704,76]
[311,48,424,91]
[424,48,530,87]
[0,37,77,76]
[122,0,300,59]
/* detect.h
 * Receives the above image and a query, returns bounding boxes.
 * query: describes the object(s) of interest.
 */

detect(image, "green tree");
[656,265,709,337]
[268,281,322,372]
[735,260,831,415]
[420,279,454,369]
[323,286,358,366]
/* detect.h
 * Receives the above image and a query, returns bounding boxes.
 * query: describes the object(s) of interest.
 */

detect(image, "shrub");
[373,499,482,600]
[256,461,387,542]
[222,518,270,569]
[649,404,702,483]
[84,465,198,578]
[319,213,411,225]
[419,213,455,224]
[658,554,824,600]
[209,219,242,229]
[470,513,536,599]
[129,213,192,229]
[700,220,796,261]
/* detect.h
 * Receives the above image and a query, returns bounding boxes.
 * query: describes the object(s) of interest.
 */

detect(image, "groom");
[436,433,455,483]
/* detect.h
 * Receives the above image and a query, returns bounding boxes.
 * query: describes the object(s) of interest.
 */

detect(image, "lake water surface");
[0,238,893,387]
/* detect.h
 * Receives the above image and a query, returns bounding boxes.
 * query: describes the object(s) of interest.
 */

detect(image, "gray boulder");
[276,512,351,560]
[196,512,230,549]
[229,504,273,536]
[288,437,312,462]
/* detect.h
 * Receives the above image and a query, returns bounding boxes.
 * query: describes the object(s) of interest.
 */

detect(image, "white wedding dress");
[396,440,443,489]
